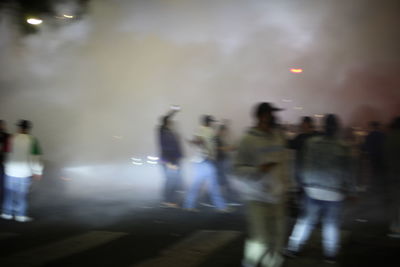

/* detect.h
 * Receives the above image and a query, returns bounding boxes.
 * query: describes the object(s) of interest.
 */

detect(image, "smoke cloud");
[0,0,399,208]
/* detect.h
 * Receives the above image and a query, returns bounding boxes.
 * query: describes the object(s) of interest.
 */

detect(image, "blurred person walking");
[235,102,293,267]
[158,107,184,208]
[385,117,400,238]
[183,115,227,212]
[1,120,43,222]
[362,121,386,190]
[286,114,355,264]
[0,120,9,205]
[215,123,241,205]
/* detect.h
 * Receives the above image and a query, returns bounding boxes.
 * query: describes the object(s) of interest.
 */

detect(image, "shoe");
[283,249,298,259]
[200,202,215,208]
[15,216,33,222]
[324,256,337,264]
[228,202,243,206]
[183,208,199,212]
[0,213,13,220]
[388,232,400,238]
[217,207,235,213]
[161,202,179,208]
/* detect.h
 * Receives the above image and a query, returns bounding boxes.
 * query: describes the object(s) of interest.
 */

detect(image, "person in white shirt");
[1,120,43,222]
[183,115,227,211]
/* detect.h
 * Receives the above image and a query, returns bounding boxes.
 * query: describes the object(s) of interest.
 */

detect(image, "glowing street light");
[27,18,43,25]
[290,68,303,73]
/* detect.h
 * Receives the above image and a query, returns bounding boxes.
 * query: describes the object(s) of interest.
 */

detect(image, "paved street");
[1,174,400,267]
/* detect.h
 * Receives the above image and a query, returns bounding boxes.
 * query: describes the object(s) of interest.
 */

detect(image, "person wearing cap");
[183,115,227,211]
[0,120,43,222]
[158,107,184,208]
[286,114,355,263]
[234,102,294,267]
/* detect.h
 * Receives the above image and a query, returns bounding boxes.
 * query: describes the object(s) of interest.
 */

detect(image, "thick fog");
[1,0,400,210]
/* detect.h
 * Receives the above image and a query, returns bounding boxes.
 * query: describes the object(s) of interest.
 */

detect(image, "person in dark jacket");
[0,120,9,206]
[286,114,355,264]
[158,108,184,208]
[385,117,400,238]
[362,121,385,187]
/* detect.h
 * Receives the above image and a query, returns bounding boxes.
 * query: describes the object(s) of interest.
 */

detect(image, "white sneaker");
[1,213,13,220]
[15,216,33,222]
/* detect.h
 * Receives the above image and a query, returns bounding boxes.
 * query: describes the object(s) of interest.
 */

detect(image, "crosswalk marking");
[0,231,128,267]
[134,230,242,267]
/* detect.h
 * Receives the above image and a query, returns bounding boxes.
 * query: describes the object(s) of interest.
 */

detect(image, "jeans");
[288,195,342,258]
[184,160,226,210]
[162,163,183,203]
[2,175,32,216]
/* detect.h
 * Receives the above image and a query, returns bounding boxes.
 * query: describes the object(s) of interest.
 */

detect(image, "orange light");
[290,68,303,73]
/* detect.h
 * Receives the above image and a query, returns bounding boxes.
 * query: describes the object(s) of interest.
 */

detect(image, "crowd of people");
[1,102,399,267]
[157,102,400,267]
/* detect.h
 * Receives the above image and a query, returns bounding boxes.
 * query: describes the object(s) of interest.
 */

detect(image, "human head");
[323,114,340,137]
[16,120,32,133]
[389,116,400,130]
[202,115,216,127]
[254,102,283,128]
[300,116,314,132]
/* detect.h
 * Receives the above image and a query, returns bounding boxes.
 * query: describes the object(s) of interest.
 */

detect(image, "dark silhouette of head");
[202,115,215,127]
[17,120,32,133]
[323,114,339,137]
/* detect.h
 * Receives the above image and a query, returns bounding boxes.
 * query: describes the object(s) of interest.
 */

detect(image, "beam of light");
[27,18,43,25]
[131,157,142,161]
[63,14,74,19]
[290,68,303,73]
[147,156,159,161]
[132,161,143,165]
[147,160,158,165]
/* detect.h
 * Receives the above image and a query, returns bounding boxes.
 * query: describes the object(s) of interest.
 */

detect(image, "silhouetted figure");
[183,115,227,211]
[362,121,385,187]
[286,114,355,264]
[235,102,293,267]
[385,117,400,238]
[1,120,43,222]
[0,120,10,205]
[289,117,319,202]
[215,123,240,204]
[158,108,184,208]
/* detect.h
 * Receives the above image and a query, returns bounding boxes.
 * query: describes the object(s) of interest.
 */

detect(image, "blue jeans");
[184,160,226,210]
[162,163,183,203]
[2,175,32,216]
[288,195,342,257]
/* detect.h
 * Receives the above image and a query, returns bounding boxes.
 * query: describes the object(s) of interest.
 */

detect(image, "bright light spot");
[282,99,293,103]
[132,161,143,166]
[131,157,142,161]
[294,106,303,110]
[314,114,324,118]
[63,14,74,19]
[290,68,303,73]
[147,160,158,165]
[147,156,159,161]
[27,18,43,25]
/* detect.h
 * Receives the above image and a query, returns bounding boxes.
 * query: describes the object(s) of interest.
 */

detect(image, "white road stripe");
[0,231,127,267]
[134,230,242,267]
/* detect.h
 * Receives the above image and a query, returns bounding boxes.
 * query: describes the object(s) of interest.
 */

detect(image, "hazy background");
[0,0,399,207]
